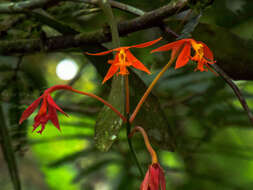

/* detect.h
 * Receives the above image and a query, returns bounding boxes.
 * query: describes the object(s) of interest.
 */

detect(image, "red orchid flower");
[151,38,215,72]
[141,163,166,190]
[19,85,69,134]
[19,85,126,134]
[86,37,162,84]
[129,126,166,190]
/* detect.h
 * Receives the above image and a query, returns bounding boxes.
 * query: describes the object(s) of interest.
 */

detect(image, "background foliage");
[1,0,253,190]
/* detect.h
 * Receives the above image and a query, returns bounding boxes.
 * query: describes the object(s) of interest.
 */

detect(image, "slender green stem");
[98,0,120,47]
[211,63,253,126]
[30,9,78,35]
[126,115,144,177]
[130,56,176,123]
[0,105,21,190]
[79,0,145,16]
[125,75,130,114]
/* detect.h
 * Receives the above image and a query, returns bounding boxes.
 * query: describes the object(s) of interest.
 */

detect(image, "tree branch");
[77,0,145,16]
[0,2,187,55]
[211,64,253,126]
[0,0,58,13]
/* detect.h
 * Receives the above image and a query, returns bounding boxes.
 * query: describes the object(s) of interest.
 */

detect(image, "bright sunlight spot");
[56,59,78,80]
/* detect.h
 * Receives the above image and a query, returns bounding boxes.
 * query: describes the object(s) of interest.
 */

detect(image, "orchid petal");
[196,60,206,72]
[48,105,61,131]
[159,166,166,190]
[102,64,119,84]
[175,43,191,69]
[37,124,46,134]
[125,50,151,74]
[38,97,48,114]
[102,52,120,84]
[85,49,115,56]
[85,47,124,56]
[149,164,160,190]
[47,95,68,117]
[151,39,186,53]
[200,42,214,61]
[33,111,48,133]
[171,46,181,59]
[141,169,150,190]
[19,95,43,124]
[130,37,162,49]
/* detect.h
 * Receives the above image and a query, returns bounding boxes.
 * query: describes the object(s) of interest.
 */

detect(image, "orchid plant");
[20,37,216,189]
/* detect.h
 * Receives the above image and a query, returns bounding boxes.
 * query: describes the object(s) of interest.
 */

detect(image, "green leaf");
[94,76,125,152]
[0,104,21,190]
[129,71,176,150]
[178,13,202,39]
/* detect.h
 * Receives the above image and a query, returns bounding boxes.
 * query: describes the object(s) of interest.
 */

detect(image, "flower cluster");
[20,37,216,190]
[86,38,215,84]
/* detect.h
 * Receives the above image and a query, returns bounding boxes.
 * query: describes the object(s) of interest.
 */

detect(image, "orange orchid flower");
[86,38,162,84]
[151,38,215,72]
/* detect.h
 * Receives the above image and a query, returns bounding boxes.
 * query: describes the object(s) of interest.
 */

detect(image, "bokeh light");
[56,59,78,80]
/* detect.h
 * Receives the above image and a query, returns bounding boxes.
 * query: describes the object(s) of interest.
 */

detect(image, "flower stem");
[130,55,176,123]
[125,75,130,114]
[46,85,126,122]
[126,115,144,177]
[71,88,127,122]
[129,126,158,164]
[125,76,144,177]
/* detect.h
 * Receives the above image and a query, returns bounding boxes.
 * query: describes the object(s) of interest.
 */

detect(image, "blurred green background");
[1,0,253,189]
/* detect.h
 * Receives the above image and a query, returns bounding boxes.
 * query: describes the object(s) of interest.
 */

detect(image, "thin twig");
[160,24,180,38]
[71,0,145,16]
[211,63,253,126]
[98,0,120,47]
[0,0,54,13]
[30,9,78,35]
[108,0,145,16]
